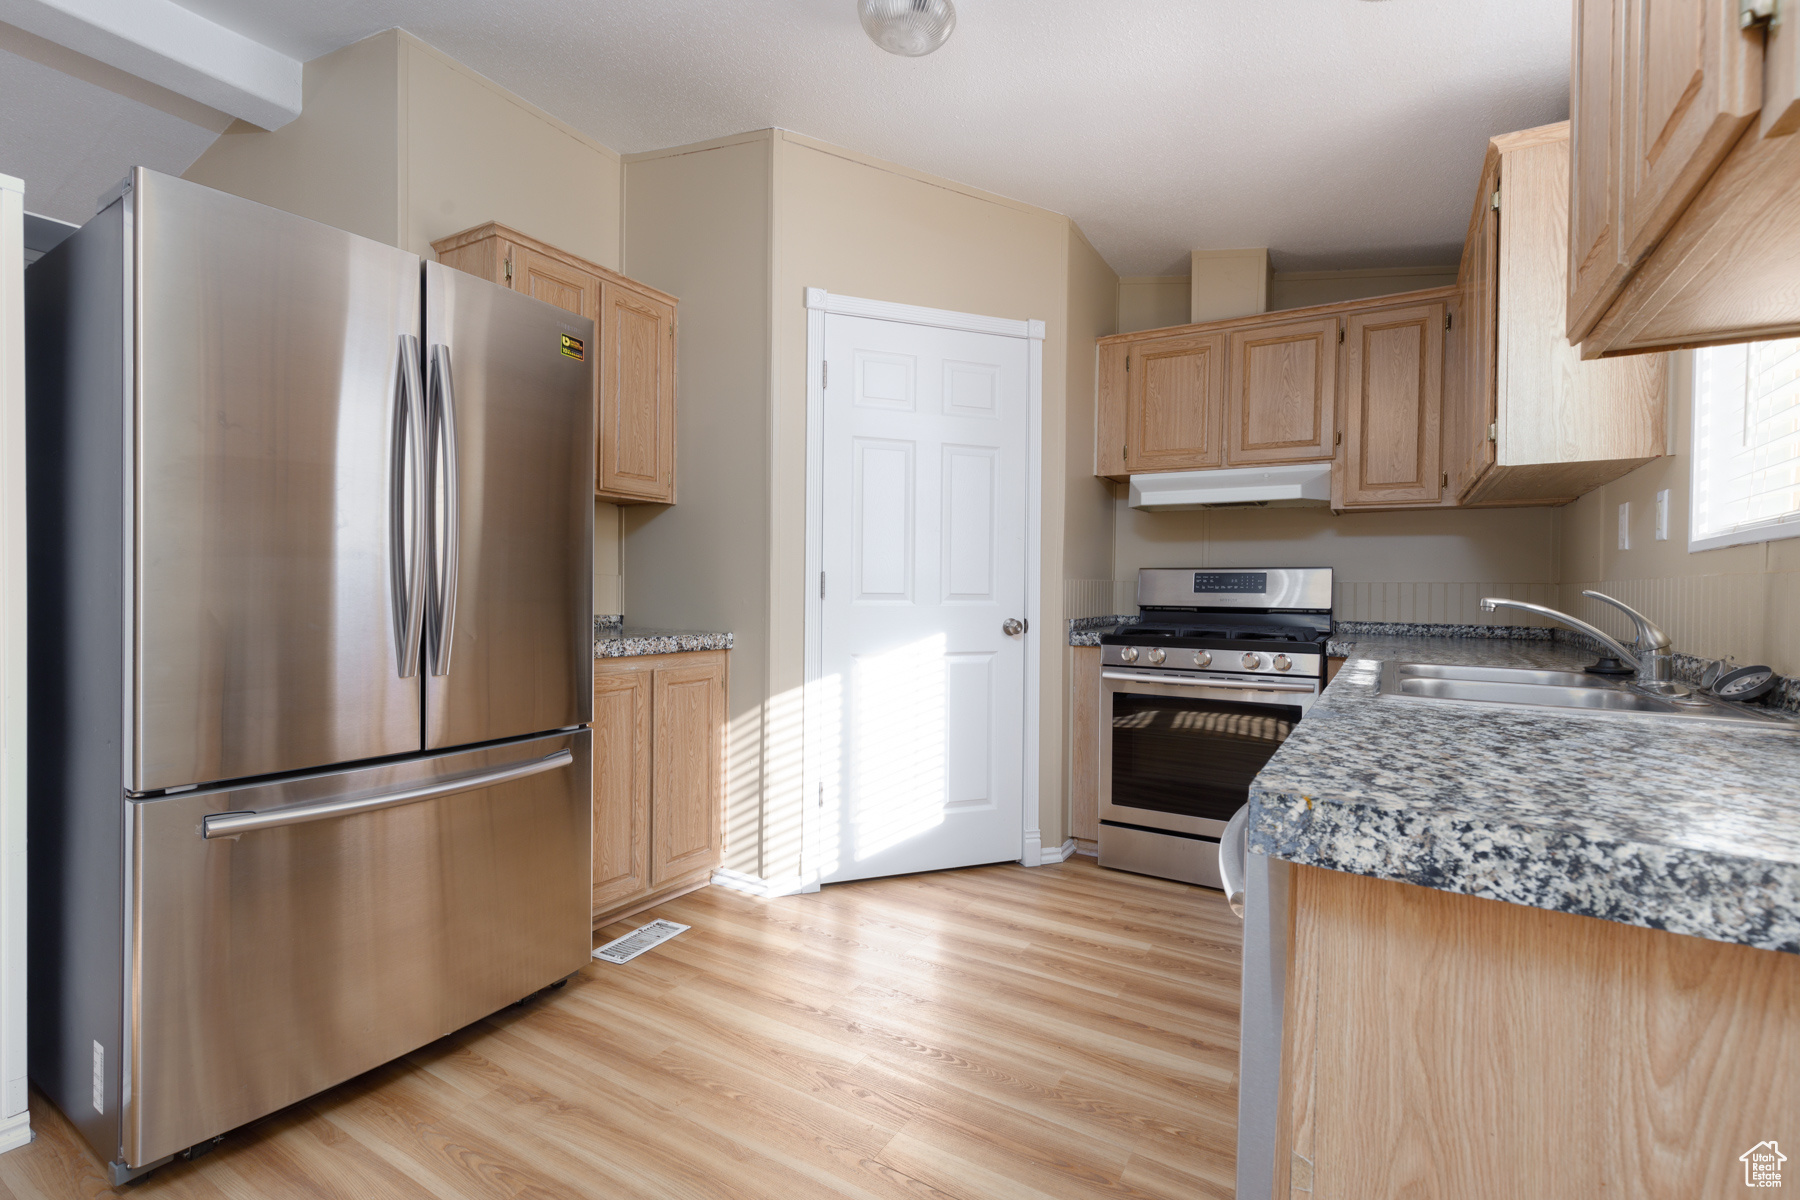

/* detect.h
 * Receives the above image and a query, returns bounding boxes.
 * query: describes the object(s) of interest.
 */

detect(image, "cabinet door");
[1568,0,1629,341]
[650,658,724,886]
[514,245,601,327]
[592,667,651,916]
[1126,331,1226,472]
[1225,316,1337,465]
[1457,189,1500,499]
[1340,303,1445,507]
[1096,341,1128,477]
[1618,0,1760,265]
[599,281,676,503]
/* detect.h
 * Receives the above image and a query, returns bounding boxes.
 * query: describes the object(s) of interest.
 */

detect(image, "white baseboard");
[0,1108,31,1156]
[710,867,820,898]
[1020,836,1076,867]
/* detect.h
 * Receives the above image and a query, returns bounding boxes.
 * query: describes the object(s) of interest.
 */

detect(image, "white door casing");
[803,290,1043,885]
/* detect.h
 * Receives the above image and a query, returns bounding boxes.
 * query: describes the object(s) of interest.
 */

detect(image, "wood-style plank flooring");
[0,858,1242,1200]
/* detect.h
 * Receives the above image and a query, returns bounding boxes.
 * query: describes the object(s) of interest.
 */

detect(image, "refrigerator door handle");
[427,342,461,677]
[200,748,573,839]
[390,333,428,678]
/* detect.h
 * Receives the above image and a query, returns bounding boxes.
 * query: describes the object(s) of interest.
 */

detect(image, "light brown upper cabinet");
[1099,301,1369,480]
[1569,0,1800,356]
[1124,330,1227,472]
[598,281,677,502]
[1225,316,1337,466]
[1336,301,1446,508]
[434,223,678,505]
[1458,123,1667,506]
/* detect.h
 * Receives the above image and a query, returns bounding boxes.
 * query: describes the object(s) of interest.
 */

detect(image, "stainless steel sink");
[1375,661,1799,731]
[1392,663,1607,689]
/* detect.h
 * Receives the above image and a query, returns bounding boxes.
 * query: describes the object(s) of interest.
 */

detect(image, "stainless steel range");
[1098,568,1333,888]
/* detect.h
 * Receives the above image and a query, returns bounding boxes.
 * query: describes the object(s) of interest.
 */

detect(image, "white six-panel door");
[815,312,1030,883]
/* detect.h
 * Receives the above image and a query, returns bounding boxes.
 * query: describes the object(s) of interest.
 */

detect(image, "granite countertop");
[594,616,733,659]
[1247,633,1800,954]
[1069,615,1137,646]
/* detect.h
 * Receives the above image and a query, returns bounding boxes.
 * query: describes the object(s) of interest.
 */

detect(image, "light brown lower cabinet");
[590,650,726,926]
[1069,646,1101,850]
[1276,864,1800,1199]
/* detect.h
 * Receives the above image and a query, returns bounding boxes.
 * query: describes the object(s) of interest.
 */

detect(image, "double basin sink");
[1376,661,1798,732]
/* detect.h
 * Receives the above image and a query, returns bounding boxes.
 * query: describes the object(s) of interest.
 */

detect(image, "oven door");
[1099,670,1314,839]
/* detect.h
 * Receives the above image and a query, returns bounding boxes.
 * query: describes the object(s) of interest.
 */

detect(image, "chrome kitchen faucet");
[1480,591,1675,684]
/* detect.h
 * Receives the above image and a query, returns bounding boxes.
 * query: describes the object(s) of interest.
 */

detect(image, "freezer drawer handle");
[390,333,428,678]
[199,749,573,839]
[426,343,461,677]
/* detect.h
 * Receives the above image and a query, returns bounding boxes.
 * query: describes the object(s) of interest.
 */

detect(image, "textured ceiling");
[16,1,1575,273]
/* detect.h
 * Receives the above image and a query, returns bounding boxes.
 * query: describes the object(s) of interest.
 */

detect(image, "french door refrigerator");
[25,169,594,1184]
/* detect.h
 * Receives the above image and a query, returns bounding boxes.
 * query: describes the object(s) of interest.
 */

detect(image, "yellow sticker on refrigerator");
[560,333,585,361]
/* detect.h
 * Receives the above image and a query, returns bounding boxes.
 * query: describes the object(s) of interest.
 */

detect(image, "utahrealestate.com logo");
[1742,1141,1787,1188]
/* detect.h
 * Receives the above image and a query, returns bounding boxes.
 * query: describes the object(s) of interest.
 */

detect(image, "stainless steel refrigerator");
[25,169,595,1184]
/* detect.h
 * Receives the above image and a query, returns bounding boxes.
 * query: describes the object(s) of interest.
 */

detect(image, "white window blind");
[1690,338,1800,552]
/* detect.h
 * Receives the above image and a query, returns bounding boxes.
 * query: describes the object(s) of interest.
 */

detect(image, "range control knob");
[1241,652,1263,671]
[1146,648,1166,665]
[1120,646,1139,663]
[1273,654,1292,672]
[1192,650,1212,668]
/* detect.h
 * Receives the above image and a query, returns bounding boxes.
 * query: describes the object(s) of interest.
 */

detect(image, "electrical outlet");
[1655,489,1670,540]
[1618,502,1631,551]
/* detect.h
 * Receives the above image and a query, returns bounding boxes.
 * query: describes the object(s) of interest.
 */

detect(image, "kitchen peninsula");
[1245,633,1800,1198]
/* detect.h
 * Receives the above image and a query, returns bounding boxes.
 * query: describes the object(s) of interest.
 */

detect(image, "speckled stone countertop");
[1069,615,1137,646]
[594,615,733,659]
[1247,633,1800,954]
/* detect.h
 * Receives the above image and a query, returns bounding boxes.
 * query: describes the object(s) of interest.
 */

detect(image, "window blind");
[1690,337,1800,552]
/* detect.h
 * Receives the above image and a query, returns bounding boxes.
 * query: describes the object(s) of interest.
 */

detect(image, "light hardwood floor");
[0,858,1242,1200]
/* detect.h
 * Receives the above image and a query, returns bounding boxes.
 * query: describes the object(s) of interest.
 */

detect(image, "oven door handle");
[1101,670,1318,693]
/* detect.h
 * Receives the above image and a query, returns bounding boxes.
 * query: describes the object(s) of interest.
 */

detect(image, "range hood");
[1129,463,1333,510]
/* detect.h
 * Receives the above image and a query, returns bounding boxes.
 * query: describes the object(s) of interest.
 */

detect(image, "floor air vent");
[593,919,690,964]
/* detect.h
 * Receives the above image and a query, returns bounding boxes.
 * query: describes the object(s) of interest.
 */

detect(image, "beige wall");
[184,32,402,246]
[1112,503,1565,625]
[1270,265,1459,312]
[1190,248,1271,323]
[1557,351,1800,674]
[619,132,774,876]
[184,29,627,612]
[621,128,1113,878]
[769,130,1094,867]
[1117,275,1189,333]
[1065,227,1119,618]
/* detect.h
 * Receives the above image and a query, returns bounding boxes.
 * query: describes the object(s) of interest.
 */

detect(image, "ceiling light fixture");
[858,0,957,57]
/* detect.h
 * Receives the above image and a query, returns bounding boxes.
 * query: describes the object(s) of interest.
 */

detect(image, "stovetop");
[1100,609,1331,680]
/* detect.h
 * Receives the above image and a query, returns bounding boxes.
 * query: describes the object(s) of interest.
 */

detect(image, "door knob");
[1002,618,1024,636]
